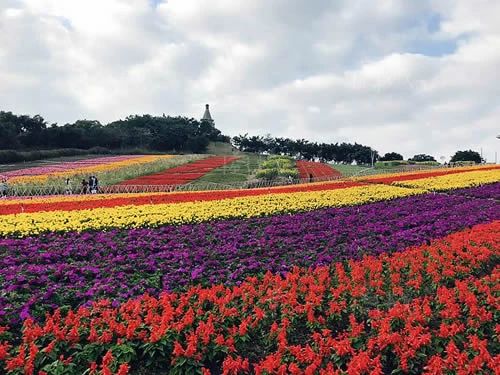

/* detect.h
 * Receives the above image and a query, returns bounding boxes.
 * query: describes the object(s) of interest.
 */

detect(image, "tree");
[409,154,436,162]
[0,111,48,148]
[0,110,229,153]
[379,152,404,161]
[232,134,377,164]
[450,150,483,163]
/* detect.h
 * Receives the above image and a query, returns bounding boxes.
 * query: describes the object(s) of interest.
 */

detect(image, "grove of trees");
[450,150,483,164]
[0,111,228,153]
[379,152,403,161]
[232,134,379,164]
[409,154,436,162]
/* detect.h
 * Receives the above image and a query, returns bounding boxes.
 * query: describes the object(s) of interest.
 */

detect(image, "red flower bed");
[118,156,239,186]
[364,165,500,184]
[1,221,497,374]
[0,181,365,215]
[297,160,341,181]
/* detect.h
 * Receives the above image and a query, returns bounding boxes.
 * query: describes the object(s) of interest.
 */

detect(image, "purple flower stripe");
[0,192,498,326]
[447,182,500,200]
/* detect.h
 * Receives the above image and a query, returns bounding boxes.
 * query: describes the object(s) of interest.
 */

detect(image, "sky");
[1,0,499,161]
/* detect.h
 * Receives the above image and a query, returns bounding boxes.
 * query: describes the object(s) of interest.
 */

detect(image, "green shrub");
[277,168,299,178]
[255,169,278,179]
[255,155,297,180]
[260,158,295,170]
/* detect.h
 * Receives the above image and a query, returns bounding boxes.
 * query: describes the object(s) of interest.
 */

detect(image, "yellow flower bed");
[9,155,173,184]
[0,192,164,206]
[0,184,424,237]
[355,164,497,182]
[392,169,500,190]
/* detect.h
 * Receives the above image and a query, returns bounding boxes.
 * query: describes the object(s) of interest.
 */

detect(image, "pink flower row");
[2,156,139,178]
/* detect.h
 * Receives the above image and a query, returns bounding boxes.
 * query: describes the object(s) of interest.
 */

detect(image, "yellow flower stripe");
[0,184,424,237]
[392,169,500,190]
[9,155,173,184]
[0,192,167,206]
[355,164,498,182]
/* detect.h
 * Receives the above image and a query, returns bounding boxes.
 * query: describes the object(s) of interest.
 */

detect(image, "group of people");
[63,175,99,194]
[0,175,100,197]
[78,175,99,194]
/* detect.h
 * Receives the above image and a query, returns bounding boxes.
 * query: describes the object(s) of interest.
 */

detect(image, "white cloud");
[0,0,499,161]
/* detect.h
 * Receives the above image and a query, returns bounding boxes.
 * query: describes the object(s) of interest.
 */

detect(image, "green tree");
[450,150,483,163]
[379,152,403,161]
[409,154,436,162]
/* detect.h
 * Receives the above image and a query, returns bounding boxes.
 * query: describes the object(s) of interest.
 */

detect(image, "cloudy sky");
[1,0,499,161]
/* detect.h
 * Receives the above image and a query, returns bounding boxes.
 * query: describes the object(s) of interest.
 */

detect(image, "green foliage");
[379,152,404,161]
[408,154,436,162]
[255,156,298,180]
[450,150,482,163]
[232,134,378,165]
[0,111,229,154]
[260,157,295,170]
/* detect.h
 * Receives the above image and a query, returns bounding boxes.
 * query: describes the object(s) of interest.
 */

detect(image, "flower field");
[2,155,204,193]
[117,156,239,186]
[4,155,173,185]
[0,165,498,374]
[297,161,341,181]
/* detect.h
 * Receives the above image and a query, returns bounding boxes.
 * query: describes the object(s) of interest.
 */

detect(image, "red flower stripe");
[296,160,341,180]
[117,156,239,185]
[0,166,497,216]
[0,181,365,215]
[0,221,498,373]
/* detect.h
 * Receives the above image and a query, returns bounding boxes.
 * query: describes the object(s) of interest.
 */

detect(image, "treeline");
[0,111,229,153]
[232,134,378,164]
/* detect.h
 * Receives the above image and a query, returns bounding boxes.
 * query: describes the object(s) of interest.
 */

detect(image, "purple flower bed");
[0,193,498,326]
[448,182,500,200]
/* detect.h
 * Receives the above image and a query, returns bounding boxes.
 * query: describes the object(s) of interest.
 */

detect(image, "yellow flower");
[0,185,423,237]
[392,169,500,190]
[9,155,173,185]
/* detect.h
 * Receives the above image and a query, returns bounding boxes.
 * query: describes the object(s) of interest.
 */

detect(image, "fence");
[3,164,452,197]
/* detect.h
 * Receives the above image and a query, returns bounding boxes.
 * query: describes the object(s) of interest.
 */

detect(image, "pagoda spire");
[202,104,213,122]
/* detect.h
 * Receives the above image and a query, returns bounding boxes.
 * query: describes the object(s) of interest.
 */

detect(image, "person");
[93,176,99,194]
[64,178,72,195]
[88,176,96,194]
[309,173,314,183]
[0,177,8,198]
[81,179,89,194]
